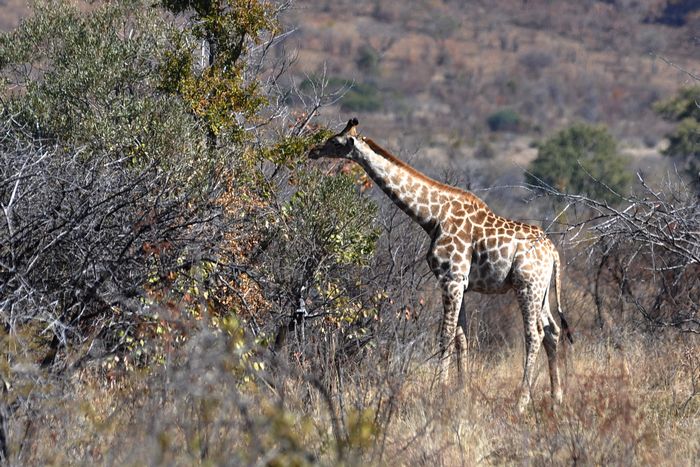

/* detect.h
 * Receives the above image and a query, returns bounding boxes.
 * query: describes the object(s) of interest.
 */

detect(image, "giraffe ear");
[338,117,359,137]
[347,118,358,137]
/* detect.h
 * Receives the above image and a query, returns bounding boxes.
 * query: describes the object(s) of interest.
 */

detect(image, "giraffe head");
[309,117,359,160]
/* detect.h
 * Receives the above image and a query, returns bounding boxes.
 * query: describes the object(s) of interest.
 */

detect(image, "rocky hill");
[281,0,699,172]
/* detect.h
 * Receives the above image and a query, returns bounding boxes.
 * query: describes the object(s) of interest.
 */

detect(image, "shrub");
[341,82,382,112]
[299,77,382,113]
[518,50,554,74]
[654,86,700,184]
[487,108,522,132]
[548,171,699,334]
[0,1,228,365]
[0,2,200,164]
[474,141,496,159]
[526,123,631,203]
[0,119,223,367]
[260,169,380,343]
[356,44,379,74]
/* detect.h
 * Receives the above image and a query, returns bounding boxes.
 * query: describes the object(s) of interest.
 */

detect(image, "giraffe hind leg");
[542,304,563,404]
[516,287,544,412]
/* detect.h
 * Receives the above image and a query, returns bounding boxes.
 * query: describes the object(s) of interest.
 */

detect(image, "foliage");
[262,169,380,332]
[0,1,235,368]
[664,117,700,173]
[654,86,700,121]
[160,0,276,66]
[649,0,700,26]
[426,14,461,41]
[158,0,278,146]
[0,1,202,166]
[284,171,378,268]
[0,0,384,366]
[474,140,496,159]
[161,0,277,147]
[585,176,699,333]
[654,86,700,183]
[160,54,268,142]
[518,50,554,74]
[486,108,522,132]
[341,82,382,112]
[0,119,223,368]
[299,75,382,113]
[5,1,699,466]
[356,44,380,74]
[5,309,700,465]
[527,123,631,203]
[535,170,699,333]
[260,129,333,170]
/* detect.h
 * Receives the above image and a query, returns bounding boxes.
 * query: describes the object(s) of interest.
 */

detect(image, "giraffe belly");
[466,257,513,294]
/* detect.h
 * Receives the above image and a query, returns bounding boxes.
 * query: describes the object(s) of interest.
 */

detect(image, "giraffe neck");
[354,138,488,231]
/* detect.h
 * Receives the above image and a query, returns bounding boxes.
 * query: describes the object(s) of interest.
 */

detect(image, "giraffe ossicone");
[309,118,574,411]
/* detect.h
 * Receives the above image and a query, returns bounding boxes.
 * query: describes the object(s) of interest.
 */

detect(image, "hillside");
[282,0,699,171]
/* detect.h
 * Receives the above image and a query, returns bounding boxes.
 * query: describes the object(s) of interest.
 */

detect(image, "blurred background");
[275,0,698,180]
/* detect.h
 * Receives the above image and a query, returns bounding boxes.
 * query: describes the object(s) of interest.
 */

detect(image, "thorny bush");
[0,118,225,368]
[538,173,699,333]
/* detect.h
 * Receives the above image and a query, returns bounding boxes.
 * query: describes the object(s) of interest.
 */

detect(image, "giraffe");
[309,118,574,411]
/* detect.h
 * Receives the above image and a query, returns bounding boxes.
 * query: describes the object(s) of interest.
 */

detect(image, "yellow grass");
[9,331,699,465]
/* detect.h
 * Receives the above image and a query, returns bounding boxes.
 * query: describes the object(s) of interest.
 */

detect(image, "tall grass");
[5,319,698,465]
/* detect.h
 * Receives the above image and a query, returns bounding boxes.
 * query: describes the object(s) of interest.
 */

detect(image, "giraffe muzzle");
[308,147,321,160]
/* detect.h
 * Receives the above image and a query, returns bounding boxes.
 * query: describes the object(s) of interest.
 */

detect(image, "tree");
[0,1,201,165]
[0,1,228,366]
[0,0,383,367]
[539,172,699,334]
[654,86,700,184]
[0,2,408,465]
[158,0,278,148]
[526,123,631,203]
[261,168,380,350]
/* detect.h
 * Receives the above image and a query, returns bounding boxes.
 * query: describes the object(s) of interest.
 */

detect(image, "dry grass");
[6,326,699,466]
[367,334,700,466]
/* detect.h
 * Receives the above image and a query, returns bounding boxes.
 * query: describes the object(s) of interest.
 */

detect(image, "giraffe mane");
[361,137,490,210]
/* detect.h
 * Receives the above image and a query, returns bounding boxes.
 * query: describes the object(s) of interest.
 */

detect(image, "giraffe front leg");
[438,278,464,384]
[455,298,469,383]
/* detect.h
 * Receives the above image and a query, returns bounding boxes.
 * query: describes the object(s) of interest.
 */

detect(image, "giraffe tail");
[553,250,574,344]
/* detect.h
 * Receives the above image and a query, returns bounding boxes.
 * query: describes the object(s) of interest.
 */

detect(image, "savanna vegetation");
[1,0,698,465]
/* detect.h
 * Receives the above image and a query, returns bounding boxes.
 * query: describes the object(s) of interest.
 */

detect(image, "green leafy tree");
[158,0,278,147]
[341,82,382,112]
[0,1,202,167]
[0,0,383,361]
[356,44,380,75]
[654,86,700,183]
[527,123,631,203]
